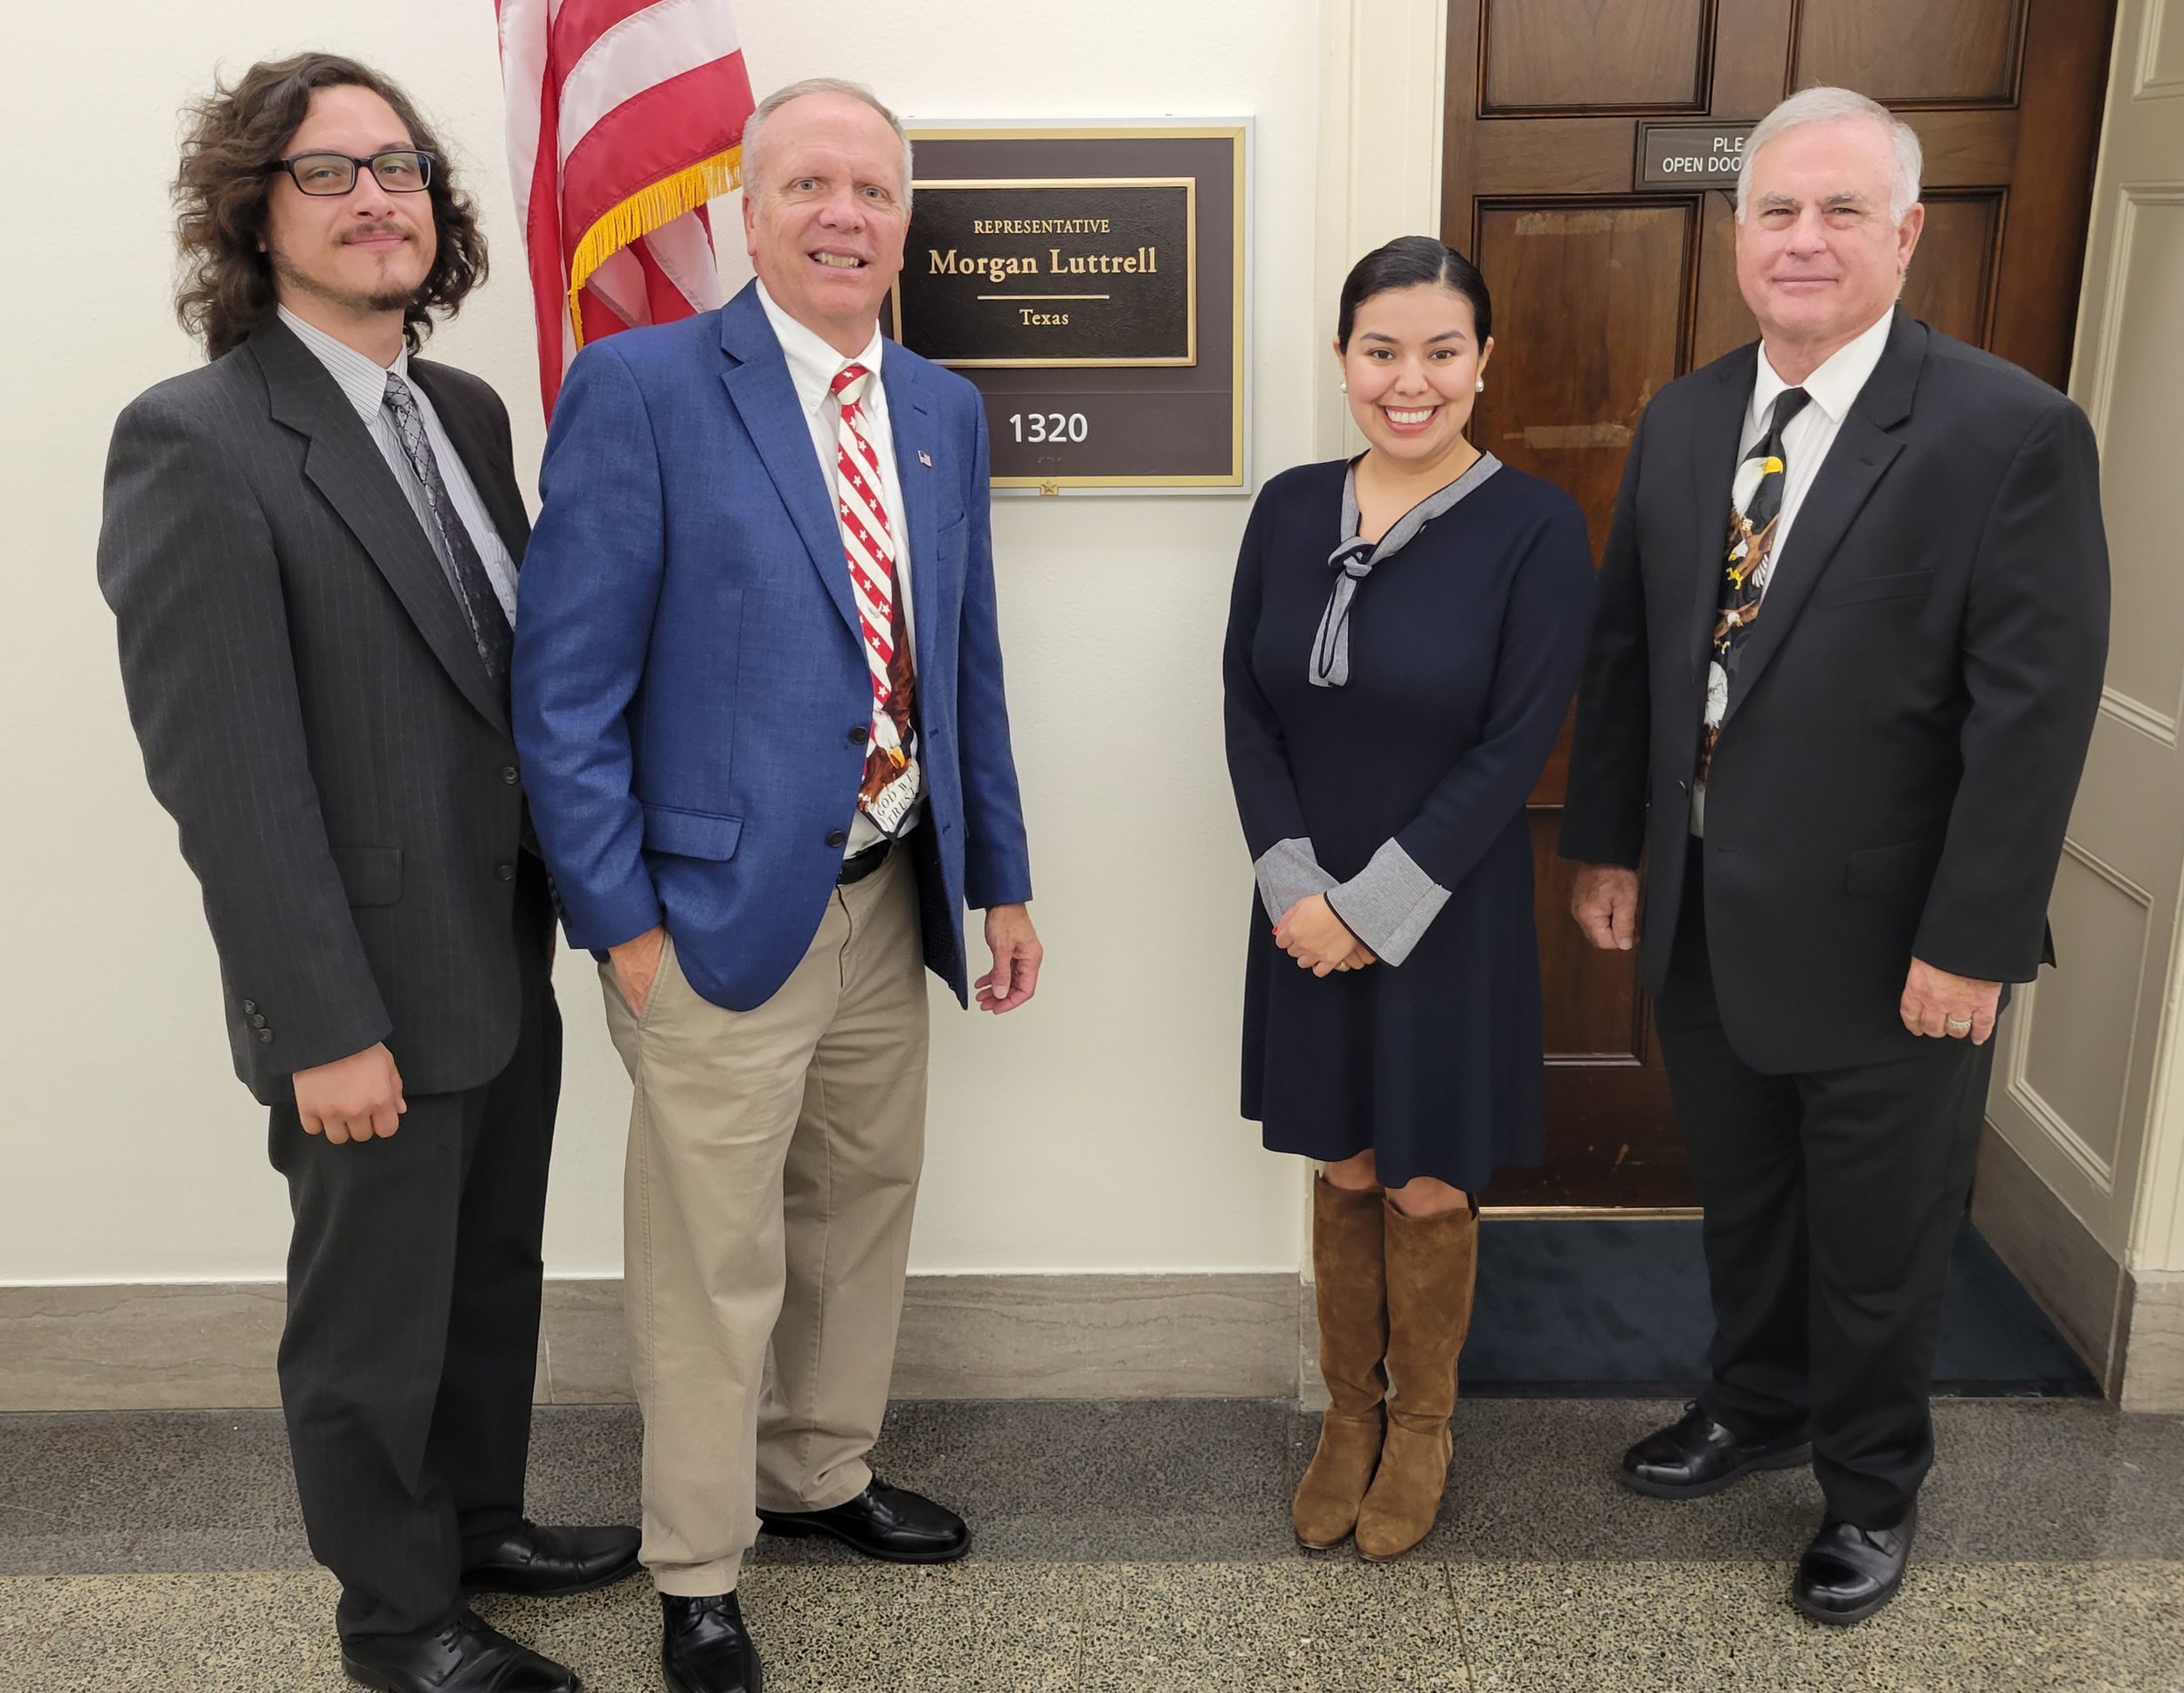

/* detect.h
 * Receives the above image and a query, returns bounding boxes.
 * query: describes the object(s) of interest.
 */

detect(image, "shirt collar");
[1752,305,1895,429]
[278,305,411,424]
[755,281,886,417]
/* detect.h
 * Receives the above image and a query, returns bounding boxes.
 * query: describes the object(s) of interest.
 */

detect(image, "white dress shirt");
[1740,305,1895,593]
[755,282,923,852]
[278,306,519,622]
[1690,306,1895,835]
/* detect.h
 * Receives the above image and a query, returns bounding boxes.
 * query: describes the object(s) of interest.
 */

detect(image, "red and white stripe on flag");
[496,0,757,417]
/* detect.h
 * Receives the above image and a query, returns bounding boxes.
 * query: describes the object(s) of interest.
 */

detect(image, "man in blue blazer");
[513,77,1039,1693]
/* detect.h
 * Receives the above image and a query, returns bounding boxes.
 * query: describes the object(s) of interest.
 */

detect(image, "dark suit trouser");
[268,867,561,1642]
[1654,853,1991,1531]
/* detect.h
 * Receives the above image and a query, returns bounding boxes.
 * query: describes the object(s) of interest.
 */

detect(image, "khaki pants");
[600,849,930,1595]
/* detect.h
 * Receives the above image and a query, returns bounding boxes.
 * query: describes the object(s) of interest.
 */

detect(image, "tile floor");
[3,1398,2181,1691]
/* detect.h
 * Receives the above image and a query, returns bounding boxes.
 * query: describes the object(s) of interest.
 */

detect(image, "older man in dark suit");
[1561,86,2108,1625]
[99,53,635,1693]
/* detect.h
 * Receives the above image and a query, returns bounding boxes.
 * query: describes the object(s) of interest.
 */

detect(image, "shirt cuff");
[1323,840,1448,966]
[1254,837,1337,920]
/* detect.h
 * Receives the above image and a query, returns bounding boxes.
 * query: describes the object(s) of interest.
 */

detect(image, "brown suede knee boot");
[1291,1175,1388,1549]
[1354,1195,1478,1561]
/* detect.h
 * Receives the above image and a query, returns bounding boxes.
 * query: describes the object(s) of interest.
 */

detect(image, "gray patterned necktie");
[381,374,513,689]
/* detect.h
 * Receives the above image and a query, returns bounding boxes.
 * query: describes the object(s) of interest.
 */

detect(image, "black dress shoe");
[342,1609,581,1693]
[1620,1401,1813,1499]
[756,1479,970,1563]
[461,1519,642,1598]
[1792,1510,1917,1625]
[661,1592,763,1693]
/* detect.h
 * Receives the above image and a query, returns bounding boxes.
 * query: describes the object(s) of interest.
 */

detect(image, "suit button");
[495,862,515,881]
[257,1029,274,1045]
[502,766,520,784]
[242,999,258,1014]
[849,725,869,745]
[250,1014,267,1029]
[826,830,847,848]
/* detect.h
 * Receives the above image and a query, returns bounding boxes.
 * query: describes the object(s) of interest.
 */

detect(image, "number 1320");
[1007,412,1089,444]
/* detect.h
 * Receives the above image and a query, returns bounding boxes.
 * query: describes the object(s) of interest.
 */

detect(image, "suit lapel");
[250,323,509,735]
[1685,349,1756,682]
[881,354,943,673]
[410,361,530,566]
[716,289,860,639]
[1724,313,1924,719]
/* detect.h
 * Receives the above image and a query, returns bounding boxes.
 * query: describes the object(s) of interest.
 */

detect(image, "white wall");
[0,0,1327,1282]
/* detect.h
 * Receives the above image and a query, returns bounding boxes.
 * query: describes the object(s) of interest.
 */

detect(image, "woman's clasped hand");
[1274,894,1377,974]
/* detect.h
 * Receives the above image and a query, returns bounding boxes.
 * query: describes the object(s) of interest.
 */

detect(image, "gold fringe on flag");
[565,146,743,347]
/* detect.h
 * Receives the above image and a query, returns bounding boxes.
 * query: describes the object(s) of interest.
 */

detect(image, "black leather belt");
[838,839,892,886]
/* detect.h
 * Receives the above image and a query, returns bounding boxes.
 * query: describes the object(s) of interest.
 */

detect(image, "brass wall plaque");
[1635,122,1756,190]
[895,179,1195,367]
[889,123,1248,494]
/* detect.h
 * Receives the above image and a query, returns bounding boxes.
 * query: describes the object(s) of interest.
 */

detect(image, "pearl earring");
[1339,381,1347,392]
[1476,378,1486,393]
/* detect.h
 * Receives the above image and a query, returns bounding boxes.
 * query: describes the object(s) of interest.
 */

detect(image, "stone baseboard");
[2119,1269,2184,1414]
[0,1282,292,1413]
[17,1179,2174,1415]
[0,1273,1309,1413]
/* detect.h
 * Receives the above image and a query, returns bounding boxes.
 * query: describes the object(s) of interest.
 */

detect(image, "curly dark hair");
[173,53,488,359]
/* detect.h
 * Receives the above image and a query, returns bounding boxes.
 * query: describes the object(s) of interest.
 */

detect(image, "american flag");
[496,0,757,416]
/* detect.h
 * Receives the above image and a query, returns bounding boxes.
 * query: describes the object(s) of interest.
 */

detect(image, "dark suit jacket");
[100,320,542,1104]
[1559,312,2109,1073]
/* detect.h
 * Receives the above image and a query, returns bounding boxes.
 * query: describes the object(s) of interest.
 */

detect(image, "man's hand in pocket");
[610,924,668,1017]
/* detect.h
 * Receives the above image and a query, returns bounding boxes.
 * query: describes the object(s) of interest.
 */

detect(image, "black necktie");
[381,374,514,691]
[1697,385,1811,788]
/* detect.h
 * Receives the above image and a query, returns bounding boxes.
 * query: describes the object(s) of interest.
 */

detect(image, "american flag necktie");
[829,363,920,831]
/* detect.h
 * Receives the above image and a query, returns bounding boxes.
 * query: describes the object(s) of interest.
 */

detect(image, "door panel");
[1441,0,2118,1209]
[1793,0,2028,105]
[1472,204,1691,555]
[1692,191,1749,369]
[1534,815,1640,1059]
[1900,193,2004,346]
[1482,0,1714,112]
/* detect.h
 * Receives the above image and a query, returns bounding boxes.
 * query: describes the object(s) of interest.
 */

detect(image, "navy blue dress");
[1224,457,1595,1192]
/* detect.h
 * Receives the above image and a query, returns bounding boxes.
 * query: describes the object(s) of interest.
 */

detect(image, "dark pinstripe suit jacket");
[99,320,540,1105]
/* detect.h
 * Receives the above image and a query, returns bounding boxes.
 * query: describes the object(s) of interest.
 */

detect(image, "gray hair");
[741,77,914,209]
[1736,86,1922,225]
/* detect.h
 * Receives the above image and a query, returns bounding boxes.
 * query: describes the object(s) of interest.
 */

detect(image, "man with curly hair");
[98,53,635,1693]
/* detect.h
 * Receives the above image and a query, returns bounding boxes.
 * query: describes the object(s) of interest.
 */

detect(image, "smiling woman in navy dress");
[1224,237,1594,1562]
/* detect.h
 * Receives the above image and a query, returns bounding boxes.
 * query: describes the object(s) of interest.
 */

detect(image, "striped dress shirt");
[278,307,519,621]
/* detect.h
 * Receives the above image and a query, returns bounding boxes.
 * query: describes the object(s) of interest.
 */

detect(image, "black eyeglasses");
[270,149,436,197]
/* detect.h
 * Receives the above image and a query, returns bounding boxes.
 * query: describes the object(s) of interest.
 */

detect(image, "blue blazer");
[513,282,1033,1010]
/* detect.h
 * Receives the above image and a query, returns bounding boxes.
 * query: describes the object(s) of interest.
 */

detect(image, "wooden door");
[1444,0,2118,1209]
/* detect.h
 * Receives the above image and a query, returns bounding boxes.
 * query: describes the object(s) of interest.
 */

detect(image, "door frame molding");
[1311,0,1450,462]
[2133,872,2184,1275]
[1296,0,1450,1257]
[2104,0,2184,1283]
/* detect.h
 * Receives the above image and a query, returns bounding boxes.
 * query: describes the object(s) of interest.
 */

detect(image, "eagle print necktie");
[1696,384,1811,794]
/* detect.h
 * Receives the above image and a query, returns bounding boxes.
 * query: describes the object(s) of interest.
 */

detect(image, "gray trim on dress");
[1309,452,1503,688]
[1253,836,1337,920]
[1324,838,1449,967]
